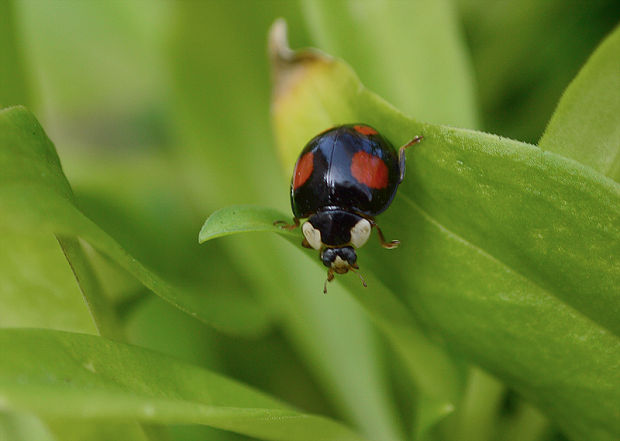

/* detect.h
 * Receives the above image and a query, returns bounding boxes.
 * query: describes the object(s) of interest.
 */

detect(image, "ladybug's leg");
[301,238,312,249]
[324,268,335,294]
[372,222,400,249]
[398,135,423,183]
[273,217,300,231]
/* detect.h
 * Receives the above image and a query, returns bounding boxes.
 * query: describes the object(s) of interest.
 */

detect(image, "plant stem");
[445,367,505,441]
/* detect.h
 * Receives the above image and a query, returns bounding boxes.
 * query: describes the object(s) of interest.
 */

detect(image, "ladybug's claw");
[273,217,300,231]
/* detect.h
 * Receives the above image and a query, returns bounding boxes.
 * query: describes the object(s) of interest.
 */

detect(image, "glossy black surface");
[291,124,401,219]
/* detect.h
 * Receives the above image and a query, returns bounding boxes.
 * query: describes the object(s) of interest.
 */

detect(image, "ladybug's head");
[320,246,367,293]
[320,246,357,273]
[301,210,371,293]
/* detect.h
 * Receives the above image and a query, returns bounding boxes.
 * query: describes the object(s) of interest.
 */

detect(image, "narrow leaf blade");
[540,25,620,180]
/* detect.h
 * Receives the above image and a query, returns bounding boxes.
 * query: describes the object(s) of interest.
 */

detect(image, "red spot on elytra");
[351,151,388,189]
[353,125,378,136]
[293,152,314,189]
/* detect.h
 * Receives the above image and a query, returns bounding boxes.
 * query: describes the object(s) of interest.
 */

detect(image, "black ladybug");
[276,124,422,293]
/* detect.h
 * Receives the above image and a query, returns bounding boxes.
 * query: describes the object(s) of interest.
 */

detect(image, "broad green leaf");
[171,5,406,441]
[0,328,368,441]
[302,0,478,128]
[540,25,620,181]
[263,28,619,441]
[0,106,269,337]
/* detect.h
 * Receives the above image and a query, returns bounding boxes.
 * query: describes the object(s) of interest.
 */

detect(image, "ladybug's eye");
[339,246,357,265]
[320,248,337,268]
[321,247,357,270]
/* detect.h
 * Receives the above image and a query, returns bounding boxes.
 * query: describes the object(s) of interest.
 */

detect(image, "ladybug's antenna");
[349,266,368,288]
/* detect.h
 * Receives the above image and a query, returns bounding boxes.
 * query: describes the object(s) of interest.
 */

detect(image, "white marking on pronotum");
[350,218,371,248]
[302,222,322,250]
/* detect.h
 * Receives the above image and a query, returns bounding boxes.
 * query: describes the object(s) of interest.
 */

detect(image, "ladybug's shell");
[291,124,401,219]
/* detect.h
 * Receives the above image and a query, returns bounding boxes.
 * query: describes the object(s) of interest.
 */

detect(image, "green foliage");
[0,328,368,441]
[539,25,620,179]
[203,27,620,441]
[0,2,618,441]
[0,107,270,338]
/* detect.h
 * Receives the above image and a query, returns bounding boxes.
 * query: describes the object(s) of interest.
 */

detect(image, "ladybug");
[276,124,423,293]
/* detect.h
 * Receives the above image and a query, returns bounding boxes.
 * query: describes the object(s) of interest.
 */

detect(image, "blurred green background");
[1,1,618,440]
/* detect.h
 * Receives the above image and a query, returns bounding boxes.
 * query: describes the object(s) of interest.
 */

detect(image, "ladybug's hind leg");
[398,135,424,183]
[372,222,400,249]
[273,217,300,231]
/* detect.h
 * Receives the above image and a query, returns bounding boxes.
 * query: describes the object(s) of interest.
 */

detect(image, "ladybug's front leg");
[323,268,335,294]
[273,217,300,231]
[398,135,424,183]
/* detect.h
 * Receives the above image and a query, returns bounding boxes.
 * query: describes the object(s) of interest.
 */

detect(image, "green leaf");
[301,0,478,128]
[539,25,620,180]
[0,106,269,337]
[0,328,368,441]
[263,27,619,441]
[199,205,297,243]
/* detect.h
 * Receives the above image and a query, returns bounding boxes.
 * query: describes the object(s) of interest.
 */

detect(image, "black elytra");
[275,123,423,293]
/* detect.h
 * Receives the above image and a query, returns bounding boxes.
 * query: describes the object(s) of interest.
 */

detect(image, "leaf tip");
[268,18,333,105]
